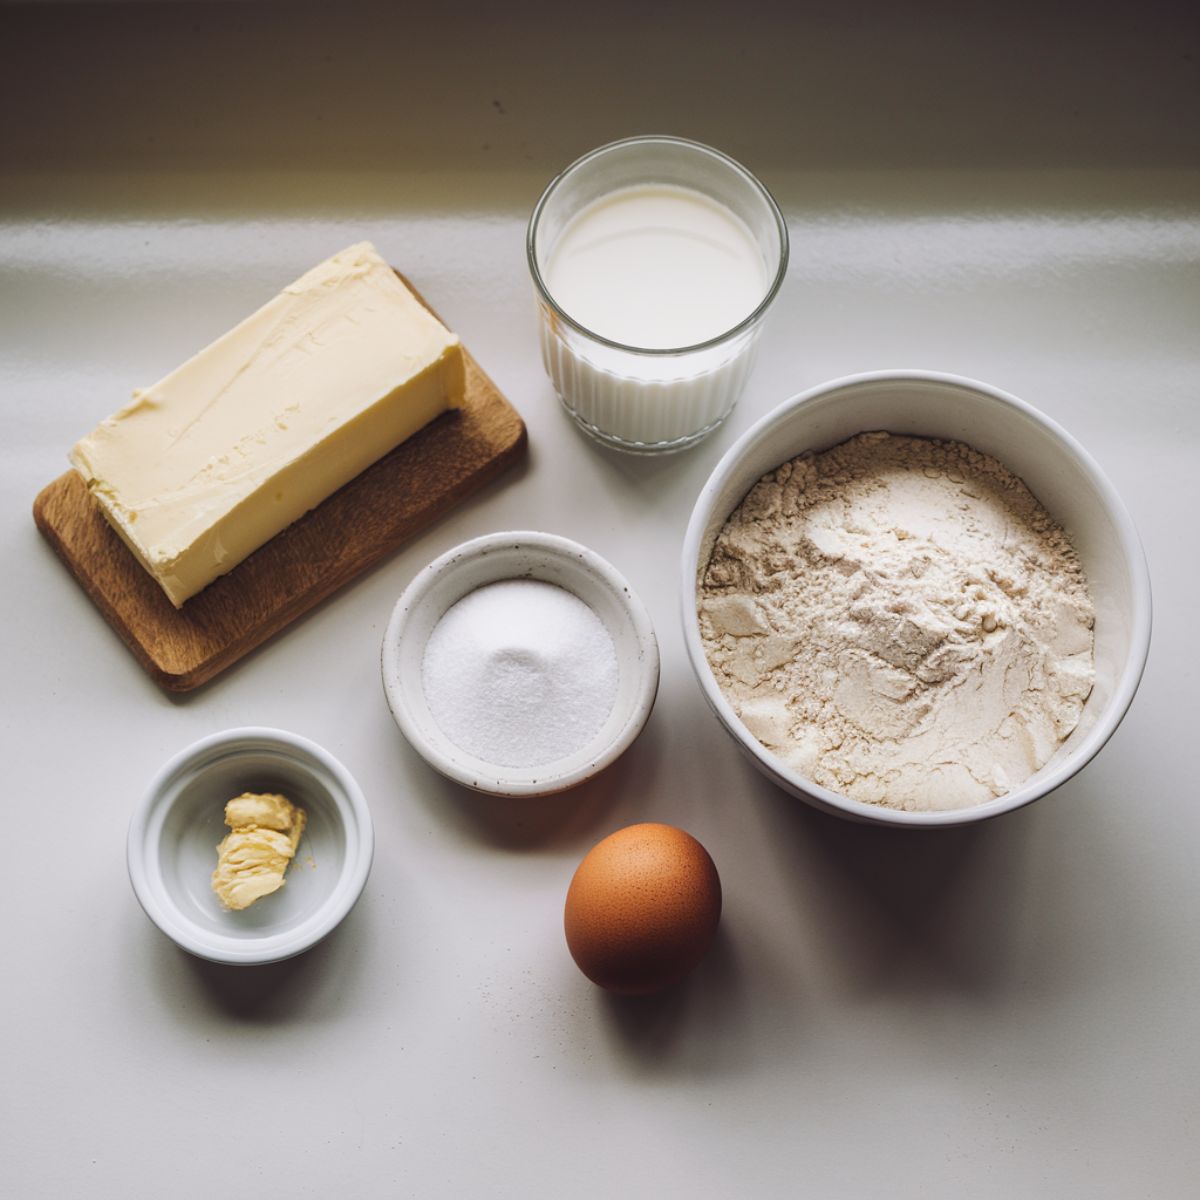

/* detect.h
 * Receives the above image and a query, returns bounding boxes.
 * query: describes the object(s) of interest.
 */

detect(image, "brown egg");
[563,823,722,995]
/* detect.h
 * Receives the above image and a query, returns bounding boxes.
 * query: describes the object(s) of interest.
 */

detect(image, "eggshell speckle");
[563,823,722,995]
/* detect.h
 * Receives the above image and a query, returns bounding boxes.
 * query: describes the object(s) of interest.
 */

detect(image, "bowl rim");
[127,726,374,964]
[381,530,660,797]
[680,368,1153,827]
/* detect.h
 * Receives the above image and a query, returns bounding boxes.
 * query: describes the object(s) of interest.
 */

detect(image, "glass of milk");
[527,135,788,454]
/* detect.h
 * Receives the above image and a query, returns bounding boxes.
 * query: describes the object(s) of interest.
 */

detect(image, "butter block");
[69,241,466,607]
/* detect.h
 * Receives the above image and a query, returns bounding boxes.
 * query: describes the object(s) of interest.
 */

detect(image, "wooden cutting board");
[34,297,527,692]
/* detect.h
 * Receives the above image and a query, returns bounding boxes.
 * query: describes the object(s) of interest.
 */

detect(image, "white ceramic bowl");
[382,531,660,797]
[681,370,1152,827]
[128,727,374,964]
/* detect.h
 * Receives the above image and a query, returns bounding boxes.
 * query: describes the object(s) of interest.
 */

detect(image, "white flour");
[699,432,1095,811]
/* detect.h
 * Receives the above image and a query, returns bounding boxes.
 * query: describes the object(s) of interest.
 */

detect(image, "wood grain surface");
[33,333,527,692]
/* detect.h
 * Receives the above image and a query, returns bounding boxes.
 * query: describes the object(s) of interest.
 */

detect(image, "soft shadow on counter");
[578,418,740,516]
[404,715,665,853]
[595,923,752,1078]
[144,896,372,1025]
[760,785,1036,1000]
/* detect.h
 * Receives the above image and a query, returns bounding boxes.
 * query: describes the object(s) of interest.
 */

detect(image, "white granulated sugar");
[699,432,1095,811]
[422,579,619,770]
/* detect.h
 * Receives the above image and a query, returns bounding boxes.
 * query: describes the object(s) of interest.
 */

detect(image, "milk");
[529,138,787,453]
[543,185,769,350]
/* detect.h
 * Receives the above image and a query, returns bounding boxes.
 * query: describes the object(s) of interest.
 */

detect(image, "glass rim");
[526,135,790,357]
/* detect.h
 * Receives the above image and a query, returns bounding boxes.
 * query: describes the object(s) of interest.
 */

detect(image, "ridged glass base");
[558,394,734,455]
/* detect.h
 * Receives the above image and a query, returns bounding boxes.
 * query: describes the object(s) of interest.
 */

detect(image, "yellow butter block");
[70,241,465,607]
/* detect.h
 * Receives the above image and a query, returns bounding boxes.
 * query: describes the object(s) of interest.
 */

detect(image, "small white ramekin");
[127,727,374,964]
[681,370,1152,827]
[382,531,659,797]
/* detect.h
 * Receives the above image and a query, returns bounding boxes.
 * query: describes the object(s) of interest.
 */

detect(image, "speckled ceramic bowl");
[681,370,1152,827]
[382,531,659,797]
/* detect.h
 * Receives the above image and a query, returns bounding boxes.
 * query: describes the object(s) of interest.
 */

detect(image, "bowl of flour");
[681,370,1151,826]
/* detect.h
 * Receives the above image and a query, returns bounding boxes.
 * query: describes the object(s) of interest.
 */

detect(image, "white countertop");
[3,4,1198,1197]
